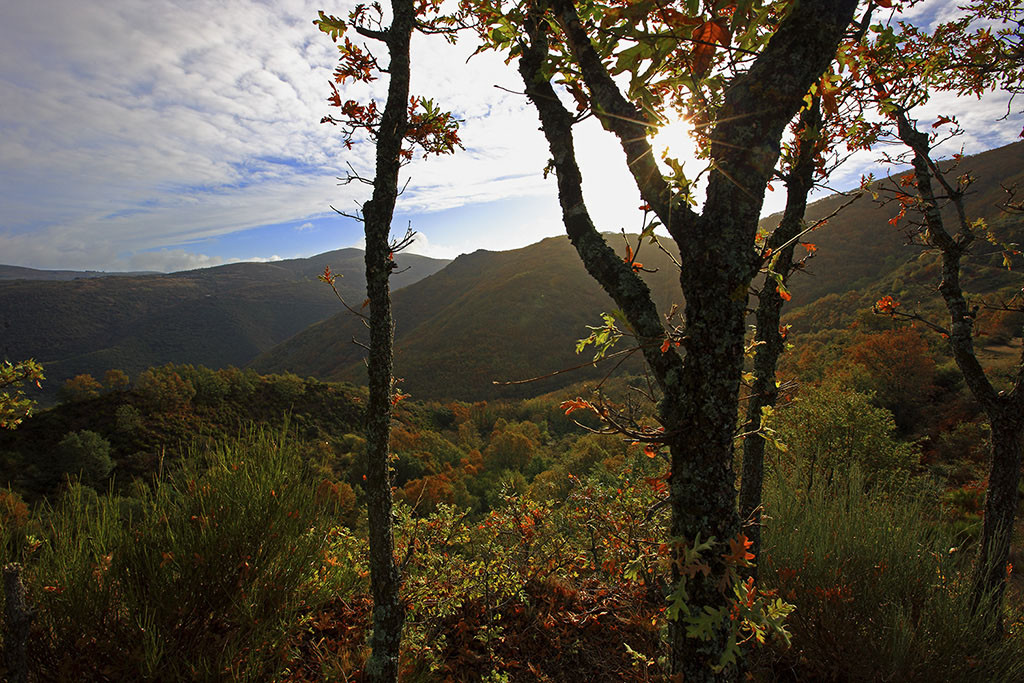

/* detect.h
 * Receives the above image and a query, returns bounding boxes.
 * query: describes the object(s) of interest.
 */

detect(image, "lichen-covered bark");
[362,1,415,679]
[895,112,1024,620]
[521,1,856,678]
[739,100,822,568]
[977,415,1024,615]
[667,5,856,678]
[3,563,32,683]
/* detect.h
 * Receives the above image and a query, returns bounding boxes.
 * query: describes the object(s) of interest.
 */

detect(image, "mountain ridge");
[1,248,450,402]
[254,141,1024,400]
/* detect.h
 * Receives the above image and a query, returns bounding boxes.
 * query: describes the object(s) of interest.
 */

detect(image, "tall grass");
[757,467,1024,682]
[1,428,342,681]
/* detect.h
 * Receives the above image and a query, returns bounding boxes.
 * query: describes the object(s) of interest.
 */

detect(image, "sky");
[0,0,1020,273]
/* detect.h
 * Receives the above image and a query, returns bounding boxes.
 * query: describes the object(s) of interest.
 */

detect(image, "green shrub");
[52,429,114,488]
[766,384,918,493]
[12,429,342,681]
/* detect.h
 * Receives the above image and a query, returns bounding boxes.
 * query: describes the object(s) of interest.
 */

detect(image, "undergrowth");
[756,467,1024,682]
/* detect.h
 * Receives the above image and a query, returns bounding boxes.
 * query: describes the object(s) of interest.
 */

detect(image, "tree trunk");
[3,563,32,683]
[737,287,786,565]
[739,100,822,568]
[893,112,1024,621]
[667,284,745,679]
[518,1,856,678]
[972,412,1024,620]
[362,2,415,679]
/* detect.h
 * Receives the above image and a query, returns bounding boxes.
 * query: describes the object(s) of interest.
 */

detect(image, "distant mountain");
[778,140,1024,310]
[0,265,158,280]
[254,141,1024,401]
[252,236,684,400]
[0,249,449,402]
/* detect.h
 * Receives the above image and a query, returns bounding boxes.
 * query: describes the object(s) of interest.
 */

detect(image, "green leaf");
[314,11,347,42]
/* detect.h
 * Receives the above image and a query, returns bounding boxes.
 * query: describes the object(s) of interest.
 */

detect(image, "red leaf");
[723,534,755,565]
[875,295,900,314]
[691,20,729,79]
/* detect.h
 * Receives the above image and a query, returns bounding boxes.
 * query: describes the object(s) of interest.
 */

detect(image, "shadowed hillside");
[0,249,448,402]
[255,141,1023,401]
[252,236,684,400]
[778,140,1024,309]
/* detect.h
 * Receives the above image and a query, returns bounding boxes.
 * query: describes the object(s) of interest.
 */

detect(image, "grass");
[756,467,1024,682]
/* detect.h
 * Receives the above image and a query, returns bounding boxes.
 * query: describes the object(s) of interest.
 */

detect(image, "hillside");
[252,236,684,400]
[255,141,1024,400]
[779,140,1024,309]
[0,249,449,402]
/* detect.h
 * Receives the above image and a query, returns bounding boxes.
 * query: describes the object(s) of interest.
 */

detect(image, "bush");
[12,429,342,680]
[114,403,144,436]
[57,373,102,404]
[766,384,918,493]
[136,366,196,412]
[52,430,114,488]
[0,487,29,556]
[103,369,131,392]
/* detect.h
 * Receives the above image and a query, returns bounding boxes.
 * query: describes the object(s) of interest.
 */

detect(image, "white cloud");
[0,0,1019,272]
[124,249,284,273]
[403,232,458,260]
[127,249,227,273]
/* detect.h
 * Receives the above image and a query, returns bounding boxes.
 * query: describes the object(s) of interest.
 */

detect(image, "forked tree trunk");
[518,1,856,677]
[894,113,1024,623]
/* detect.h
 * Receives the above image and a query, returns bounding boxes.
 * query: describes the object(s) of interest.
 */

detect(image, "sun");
[650,113,699,166]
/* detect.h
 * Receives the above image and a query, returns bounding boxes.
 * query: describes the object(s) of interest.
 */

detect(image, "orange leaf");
[560,397,596,416]
[875,295,900,314]
[691,20,729,78]
[723,534,755,565]
[661,338,671,353]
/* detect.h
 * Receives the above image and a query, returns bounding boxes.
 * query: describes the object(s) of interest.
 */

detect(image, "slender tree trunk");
[738,290,786,565]
[362,2,415,679]
[739,101,821,568]
[3,563,32,683]
[894,113,1024,621]
[972,411,1024,619]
